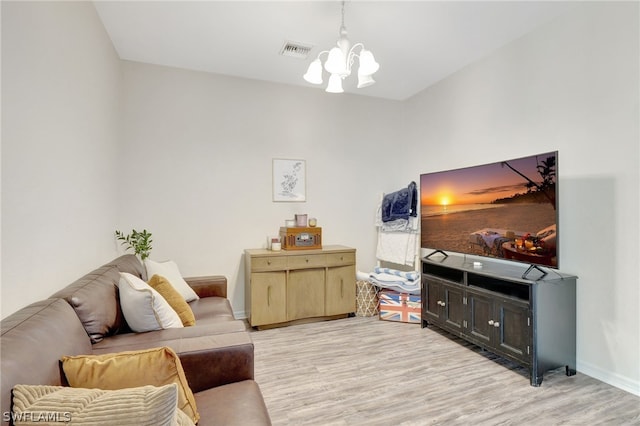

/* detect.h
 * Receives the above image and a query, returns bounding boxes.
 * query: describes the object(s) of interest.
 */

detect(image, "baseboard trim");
[234,310,247,320]
[577,360,640,396]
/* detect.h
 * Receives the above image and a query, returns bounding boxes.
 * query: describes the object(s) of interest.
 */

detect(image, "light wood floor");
[249,316,640,425]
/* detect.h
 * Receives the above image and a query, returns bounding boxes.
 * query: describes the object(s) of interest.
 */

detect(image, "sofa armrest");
[185,275,227,299]
[176,332,254,393]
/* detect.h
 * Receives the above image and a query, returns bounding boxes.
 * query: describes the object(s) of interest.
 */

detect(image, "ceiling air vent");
[280,41,313,59]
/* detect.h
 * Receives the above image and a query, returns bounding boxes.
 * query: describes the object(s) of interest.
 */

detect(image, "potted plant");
[115,229,153,260]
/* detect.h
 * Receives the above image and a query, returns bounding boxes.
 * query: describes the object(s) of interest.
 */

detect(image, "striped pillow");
[11,384,194,426]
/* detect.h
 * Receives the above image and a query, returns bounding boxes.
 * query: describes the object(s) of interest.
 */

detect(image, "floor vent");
[280,41,313,59]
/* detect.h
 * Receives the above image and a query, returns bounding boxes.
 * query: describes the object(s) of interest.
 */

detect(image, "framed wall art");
[272,158,306,202]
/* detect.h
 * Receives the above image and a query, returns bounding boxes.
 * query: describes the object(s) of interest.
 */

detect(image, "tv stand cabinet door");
[495,299,531,365]
[422,275,464,333]
[423,276,443,325]
[442,282,465,332]
[466,289,493,348]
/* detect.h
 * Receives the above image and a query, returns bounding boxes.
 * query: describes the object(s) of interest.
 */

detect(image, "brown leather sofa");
[0,254,271,425]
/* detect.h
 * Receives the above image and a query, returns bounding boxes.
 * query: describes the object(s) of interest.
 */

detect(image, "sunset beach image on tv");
[420,151,558,268]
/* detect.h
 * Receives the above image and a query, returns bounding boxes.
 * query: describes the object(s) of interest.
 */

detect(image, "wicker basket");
[356,280,379,317]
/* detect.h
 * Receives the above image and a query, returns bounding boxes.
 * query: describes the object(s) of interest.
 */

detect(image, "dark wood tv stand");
[421,254,576,386]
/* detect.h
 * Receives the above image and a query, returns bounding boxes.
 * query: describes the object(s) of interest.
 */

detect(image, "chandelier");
[303,1,379,93]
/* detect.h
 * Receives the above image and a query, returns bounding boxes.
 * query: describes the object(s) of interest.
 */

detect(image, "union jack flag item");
[378,290,421,323]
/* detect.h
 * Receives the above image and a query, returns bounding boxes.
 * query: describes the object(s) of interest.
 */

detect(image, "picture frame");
[272,158,306,202]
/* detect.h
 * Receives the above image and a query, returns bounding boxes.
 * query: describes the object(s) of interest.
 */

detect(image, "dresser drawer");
[326,252,355,266]
[251,256,288,271]
[288,254,326,269]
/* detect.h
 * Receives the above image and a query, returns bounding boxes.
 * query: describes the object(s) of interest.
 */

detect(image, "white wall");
[403,2,639,395]
[118,61,405,315]
[1,2,122,316]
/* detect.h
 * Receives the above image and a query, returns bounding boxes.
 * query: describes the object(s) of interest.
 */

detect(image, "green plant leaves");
[115,229,153,260]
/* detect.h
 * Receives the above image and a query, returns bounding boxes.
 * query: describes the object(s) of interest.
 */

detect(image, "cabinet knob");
[488,320,494,326]
[493,322,500,328]
[305,258,309,263]
[267,260,271,265]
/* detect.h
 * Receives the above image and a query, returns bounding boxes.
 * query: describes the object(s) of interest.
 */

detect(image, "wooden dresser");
[244,245,356,329]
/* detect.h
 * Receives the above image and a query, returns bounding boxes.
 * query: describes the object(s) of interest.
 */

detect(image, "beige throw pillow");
[148,274,196,326]
[61,346,199,423]
[11,383,195,426]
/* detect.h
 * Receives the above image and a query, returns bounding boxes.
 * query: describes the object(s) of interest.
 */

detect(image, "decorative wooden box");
[379,290,421,324]
[279,227,322,250]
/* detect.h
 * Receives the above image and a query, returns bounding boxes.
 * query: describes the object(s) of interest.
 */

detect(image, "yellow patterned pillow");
[61,347,199,423]
[11,384,194,426]
[148,274,196,326]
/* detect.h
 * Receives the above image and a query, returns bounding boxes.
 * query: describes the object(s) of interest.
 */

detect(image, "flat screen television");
[420,151,558,269]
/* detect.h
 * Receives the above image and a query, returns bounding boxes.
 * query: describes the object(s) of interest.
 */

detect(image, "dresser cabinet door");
[287,269,326,320]
[325,265,356,316]
[251,272,287,326]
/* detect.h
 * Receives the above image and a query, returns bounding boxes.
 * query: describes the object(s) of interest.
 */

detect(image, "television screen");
[420,151,558,268]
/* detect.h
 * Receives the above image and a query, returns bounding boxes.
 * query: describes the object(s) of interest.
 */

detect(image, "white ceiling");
[93,1,577,101]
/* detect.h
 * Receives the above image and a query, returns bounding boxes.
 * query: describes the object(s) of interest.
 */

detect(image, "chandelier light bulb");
[358,49,379,76]
[303,59,323,85]
[324,47,348,76]
[326,74,344,93]
[357,73,375,89]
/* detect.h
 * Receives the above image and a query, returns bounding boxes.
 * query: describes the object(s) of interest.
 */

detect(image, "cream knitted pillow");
[11,384,194,426]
